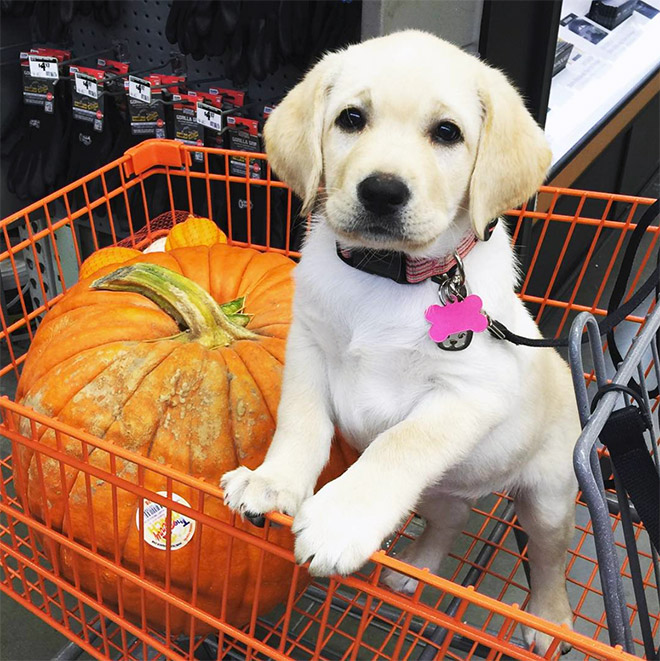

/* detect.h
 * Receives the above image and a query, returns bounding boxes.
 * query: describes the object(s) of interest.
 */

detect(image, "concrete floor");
[1,177,658,660]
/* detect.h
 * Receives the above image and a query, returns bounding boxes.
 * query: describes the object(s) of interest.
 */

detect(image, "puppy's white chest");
[295,232,448,448]
[326,334,434,450]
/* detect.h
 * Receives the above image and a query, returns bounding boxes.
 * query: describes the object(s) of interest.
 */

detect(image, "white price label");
[136,492,196,551]
[28,56,59,80]
[75,73,99,99]
[196,102,223,131]
[128,76,151,103]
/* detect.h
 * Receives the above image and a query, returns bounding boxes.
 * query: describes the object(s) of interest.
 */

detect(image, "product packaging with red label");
[209,87,245,108]
[226,116,263,179]
[97,59,129,91]
[172,93,205,163]
[126,74,184,138]
[21,48,70,113]
[192,90,224,149]
[70,66,107,131]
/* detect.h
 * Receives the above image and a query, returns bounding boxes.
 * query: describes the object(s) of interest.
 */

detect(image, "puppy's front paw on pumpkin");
[292,482,387,577]
[221,465,309,521]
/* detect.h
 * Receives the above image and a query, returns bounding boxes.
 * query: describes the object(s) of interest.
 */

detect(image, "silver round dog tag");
[436,330,473,351]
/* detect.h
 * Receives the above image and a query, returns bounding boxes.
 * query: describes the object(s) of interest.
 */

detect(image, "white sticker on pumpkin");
[137,491,196,550]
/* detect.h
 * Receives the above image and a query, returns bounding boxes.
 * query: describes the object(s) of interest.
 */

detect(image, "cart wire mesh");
[1,140,658,660]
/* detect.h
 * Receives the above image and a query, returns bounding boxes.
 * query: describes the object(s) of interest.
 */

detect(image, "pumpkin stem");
[91,263,259,348]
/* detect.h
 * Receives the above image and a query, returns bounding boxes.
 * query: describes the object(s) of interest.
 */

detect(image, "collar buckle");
[432,252,467,304]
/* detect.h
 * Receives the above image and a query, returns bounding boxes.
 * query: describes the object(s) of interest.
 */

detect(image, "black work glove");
[6,77,70,202]
[31,1,74,43]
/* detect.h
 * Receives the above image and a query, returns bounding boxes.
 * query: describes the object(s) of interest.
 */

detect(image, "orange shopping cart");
[0,139,658,660]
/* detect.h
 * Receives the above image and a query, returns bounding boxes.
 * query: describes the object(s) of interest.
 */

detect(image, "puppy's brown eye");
[431,121,462,144]
[336,107,366,132]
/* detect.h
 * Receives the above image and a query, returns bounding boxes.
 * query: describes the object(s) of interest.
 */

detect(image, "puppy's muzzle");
[356,173,410,237]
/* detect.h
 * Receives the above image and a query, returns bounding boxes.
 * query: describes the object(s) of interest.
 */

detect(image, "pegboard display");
[66,0,354,110]
[0,0,362,316]
[0,0,363,214]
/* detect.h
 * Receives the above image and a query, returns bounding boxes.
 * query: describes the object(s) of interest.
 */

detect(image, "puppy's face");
[321,40,482,253]
[265,31,552,255]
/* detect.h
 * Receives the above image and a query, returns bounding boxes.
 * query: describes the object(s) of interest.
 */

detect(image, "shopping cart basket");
[0,140,658,660]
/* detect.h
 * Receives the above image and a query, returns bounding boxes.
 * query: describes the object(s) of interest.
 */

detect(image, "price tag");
[75,73,99,99]
[128,76,151,103]
[196,102,223,131]
[28,55,59,80]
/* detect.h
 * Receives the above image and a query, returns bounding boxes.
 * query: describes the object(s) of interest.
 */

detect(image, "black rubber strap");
[489,201,659,348]
[595,390,659,552]
[488,265,659,347]
[607,200,660,365]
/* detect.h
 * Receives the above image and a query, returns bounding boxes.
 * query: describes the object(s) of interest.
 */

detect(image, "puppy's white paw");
[221,464,310,521]
[381,568,419,595]
[522,598,573,656]
[292,477,395,577]
[522,628,572,657]
[380,526,449,596]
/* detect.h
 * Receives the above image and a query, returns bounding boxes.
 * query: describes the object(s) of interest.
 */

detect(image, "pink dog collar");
[337,230,480,284]
[403,232,478,283]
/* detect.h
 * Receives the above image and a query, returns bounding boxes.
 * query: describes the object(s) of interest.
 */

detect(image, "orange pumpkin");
[15,244,356,633]
[78,246,142,280]
[165,215,227,251]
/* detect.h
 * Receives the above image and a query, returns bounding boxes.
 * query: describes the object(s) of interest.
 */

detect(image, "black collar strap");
[335,219,498,285]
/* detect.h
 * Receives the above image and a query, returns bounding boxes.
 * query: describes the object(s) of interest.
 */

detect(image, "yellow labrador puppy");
[222,30,579,653]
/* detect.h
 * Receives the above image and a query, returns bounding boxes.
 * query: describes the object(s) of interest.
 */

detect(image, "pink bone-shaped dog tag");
[425,294,489,343]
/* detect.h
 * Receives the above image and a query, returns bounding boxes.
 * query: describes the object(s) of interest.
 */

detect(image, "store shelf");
[546,0,660,168]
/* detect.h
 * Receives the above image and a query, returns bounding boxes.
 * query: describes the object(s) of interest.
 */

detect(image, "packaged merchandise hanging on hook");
[7,47,71,201]
[172,93,207,163]
[226,116,263,179]
[190,89,224,151]
[126,74,185,138]
[70,66,106,132]
[21,48,70,113]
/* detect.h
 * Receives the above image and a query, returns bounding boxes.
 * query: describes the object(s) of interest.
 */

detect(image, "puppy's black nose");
[357,173,410,216]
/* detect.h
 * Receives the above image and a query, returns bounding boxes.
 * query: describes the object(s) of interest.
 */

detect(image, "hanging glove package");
[65,61,132,220]
[6,48,71,201]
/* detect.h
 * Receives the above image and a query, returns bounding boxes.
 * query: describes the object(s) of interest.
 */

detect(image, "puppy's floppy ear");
[264,53,340,215]
[469,66,552,239]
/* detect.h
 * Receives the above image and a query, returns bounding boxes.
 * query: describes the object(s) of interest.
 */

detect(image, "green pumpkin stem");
[220,296,246,315]
[91,263,258,348]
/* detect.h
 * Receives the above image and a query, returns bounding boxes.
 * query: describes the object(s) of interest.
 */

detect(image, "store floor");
[0,366,73,660]
[1,175,658,660]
